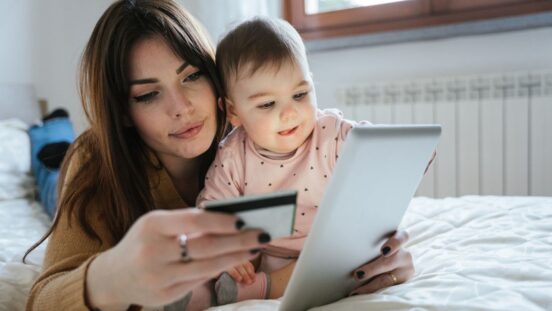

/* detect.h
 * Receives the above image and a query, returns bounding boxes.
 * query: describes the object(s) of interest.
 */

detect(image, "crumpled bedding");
[0,119,30,175]
[0,119,34,201]
[210,196,552,311]
[1,196,551,311]
[0,199,49,311]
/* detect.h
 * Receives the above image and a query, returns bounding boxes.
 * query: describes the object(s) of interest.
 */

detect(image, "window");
[284,0,552,40]
[304,0,409,14]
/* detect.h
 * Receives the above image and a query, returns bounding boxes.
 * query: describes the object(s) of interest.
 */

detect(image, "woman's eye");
[133,91,159,103]
[257,101,275,109]
[293,91,308,101]
[183,70,203,82]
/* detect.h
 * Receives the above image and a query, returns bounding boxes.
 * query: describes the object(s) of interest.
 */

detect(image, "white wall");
[30,0,113,134]
[180,0,281,44]
[0,0,33,84]
[0,0,111,132]
[308,27,552,112]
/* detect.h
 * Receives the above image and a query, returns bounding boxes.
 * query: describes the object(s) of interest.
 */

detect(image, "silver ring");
[178,234,192,262]
[388,272,398,285]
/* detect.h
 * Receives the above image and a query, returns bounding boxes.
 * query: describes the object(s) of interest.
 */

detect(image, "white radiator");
[335,71,552,198]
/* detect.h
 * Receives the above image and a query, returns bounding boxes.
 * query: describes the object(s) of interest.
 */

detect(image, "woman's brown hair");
[24,0,227,261]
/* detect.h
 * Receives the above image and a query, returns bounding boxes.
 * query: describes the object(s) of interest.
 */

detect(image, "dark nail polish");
[258,232,271,244]
[355,270,365,279]
[235,219,245,230]
[382,246,391,256]
[250,248,261,254]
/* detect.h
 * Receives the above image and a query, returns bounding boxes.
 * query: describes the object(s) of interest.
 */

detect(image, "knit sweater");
[26,155,187,311]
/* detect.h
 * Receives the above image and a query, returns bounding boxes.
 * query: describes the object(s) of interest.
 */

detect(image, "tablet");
[279,124,441,311]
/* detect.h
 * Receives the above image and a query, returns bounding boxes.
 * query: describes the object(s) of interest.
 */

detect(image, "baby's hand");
[227,261,256,284]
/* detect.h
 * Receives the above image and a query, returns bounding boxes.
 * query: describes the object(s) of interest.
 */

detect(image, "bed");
[1,84,551,311]
[209,196,552,311]
[0,84,51,311]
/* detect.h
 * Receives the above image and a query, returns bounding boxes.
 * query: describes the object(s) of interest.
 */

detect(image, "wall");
[180,0,281,44]
[308,27,552,112]
[30,0,113,134]
[305,26,552,197]
[0,0,33,84]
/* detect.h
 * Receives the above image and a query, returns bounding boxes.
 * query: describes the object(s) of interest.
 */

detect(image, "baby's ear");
[224,98,241,127]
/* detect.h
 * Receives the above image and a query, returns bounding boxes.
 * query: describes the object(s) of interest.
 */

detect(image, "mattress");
[210,196,552,311]
[1,195,550,310]
[0,198,50,311]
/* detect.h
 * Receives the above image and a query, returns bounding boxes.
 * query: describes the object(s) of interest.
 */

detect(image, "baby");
[196,17,371,304]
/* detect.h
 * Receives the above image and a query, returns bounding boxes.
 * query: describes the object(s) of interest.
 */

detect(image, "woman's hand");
[349,230,414,296]
[86,209,269,310]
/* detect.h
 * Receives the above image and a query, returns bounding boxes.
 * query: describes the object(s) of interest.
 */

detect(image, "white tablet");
[279,124,441,311]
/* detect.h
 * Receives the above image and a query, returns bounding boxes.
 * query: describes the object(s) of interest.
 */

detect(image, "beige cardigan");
[26,158,187,311]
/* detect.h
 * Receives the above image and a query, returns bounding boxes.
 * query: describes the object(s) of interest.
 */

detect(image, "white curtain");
[179,0,282,44]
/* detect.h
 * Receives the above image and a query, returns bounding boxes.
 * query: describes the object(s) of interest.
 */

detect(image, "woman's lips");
[170,121,204,139]
[278,126,298,136]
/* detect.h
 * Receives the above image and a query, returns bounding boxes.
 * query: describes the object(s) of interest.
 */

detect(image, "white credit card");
[204,190,297,239]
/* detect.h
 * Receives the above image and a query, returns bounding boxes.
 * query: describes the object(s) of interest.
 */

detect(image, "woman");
[25,1,414,310]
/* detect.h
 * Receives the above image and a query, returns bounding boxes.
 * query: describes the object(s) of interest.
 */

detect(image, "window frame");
[284,0,552,40]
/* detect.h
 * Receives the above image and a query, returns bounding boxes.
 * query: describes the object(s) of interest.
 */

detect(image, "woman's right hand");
[86,208,269,310]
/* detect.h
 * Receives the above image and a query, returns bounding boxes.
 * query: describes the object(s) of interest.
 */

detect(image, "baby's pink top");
[197,109,366,257]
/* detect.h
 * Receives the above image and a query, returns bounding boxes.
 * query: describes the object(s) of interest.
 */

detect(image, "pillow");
[0,119,31,174]
[0,171,34,200]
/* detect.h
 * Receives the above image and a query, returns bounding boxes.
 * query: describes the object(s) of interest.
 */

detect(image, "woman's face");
[127,36,218,164]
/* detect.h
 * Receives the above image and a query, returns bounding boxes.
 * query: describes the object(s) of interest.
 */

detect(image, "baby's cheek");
[254,117,276,133]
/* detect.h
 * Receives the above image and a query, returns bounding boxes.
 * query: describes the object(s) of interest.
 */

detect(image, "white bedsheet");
[210,196,552,311]
[0,199,50,311]
[1,196,550,310]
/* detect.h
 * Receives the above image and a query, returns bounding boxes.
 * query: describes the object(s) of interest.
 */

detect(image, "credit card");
[205,190,297,239]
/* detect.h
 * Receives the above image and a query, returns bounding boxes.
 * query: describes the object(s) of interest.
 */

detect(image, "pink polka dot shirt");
[197,109,369,256]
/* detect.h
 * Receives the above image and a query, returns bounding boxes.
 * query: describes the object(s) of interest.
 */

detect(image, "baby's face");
[227,60,317,154]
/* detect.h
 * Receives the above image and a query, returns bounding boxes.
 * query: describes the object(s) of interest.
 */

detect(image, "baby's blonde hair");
[216,17,308,97]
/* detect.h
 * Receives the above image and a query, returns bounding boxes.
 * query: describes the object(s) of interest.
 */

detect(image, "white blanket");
[1,196,551,310]
[0,119,34,201]
[0,199,49,311]
[210,196,552,311]
[0,119,30,175]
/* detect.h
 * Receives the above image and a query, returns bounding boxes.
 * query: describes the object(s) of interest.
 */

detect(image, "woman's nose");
[169,90,194,119]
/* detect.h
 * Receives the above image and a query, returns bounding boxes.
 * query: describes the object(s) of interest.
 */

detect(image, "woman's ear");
[224,98,241,127]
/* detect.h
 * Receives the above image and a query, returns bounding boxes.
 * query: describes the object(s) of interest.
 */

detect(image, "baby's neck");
[256,146,297,160]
